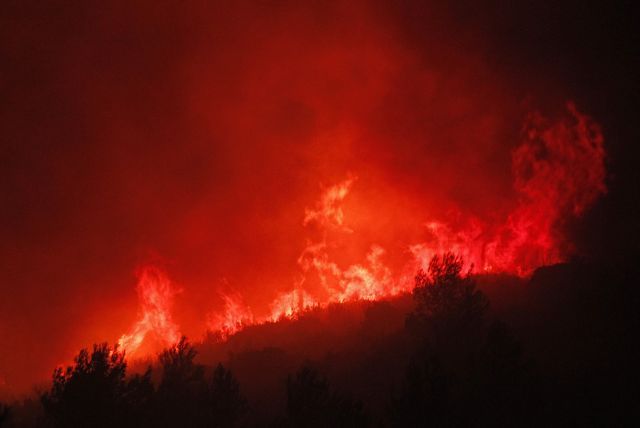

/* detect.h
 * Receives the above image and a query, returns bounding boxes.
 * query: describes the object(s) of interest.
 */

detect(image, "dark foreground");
[2,255,638,427]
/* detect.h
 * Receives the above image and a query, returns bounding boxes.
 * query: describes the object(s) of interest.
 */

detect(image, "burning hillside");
[3,1,635,404]
[119,102,605,356]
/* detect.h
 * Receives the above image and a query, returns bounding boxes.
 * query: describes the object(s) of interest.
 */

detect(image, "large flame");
[411,102,606,274]
[205,102,605,334]
[119,102,605,353]
[118,266,181,357]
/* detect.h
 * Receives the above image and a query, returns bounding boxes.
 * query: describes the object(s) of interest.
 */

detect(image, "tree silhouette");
[409,253,488,332]
[154,337,247,427]
[399,254,535,426]
[158,336,204,394]
[207,363,248,427]
[155,336,208,427]
[36,337,249,428]
[407,253,489,364]
[41,343,127,428]
[284,365,368,427]
[119,367,155,427]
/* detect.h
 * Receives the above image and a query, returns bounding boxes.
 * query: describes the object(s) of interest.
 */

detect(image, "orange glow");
[303,176,355,230]
[0,0,622,399]
[407,102,606,275]
[117,104,606,353]
[187,102,605,344]
[206,293,254,340]
[268,289,318,322]
[118,266,181,357]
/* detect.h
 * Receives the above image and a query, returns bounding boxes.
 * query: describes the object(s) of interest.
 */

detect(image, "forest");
[1,253,637,427]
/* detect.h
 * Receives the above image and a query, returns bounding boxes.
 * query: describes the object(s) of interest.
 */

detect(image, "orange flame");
[204,102,605,340]
[409,102,606,274]
[118,266,181,357]
[268,289,318,322]
[206,293,254,340]
[120,103,605,351]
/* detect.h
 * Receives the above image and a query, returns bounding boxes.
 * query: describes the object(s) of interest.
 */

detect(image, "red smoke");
[411,102,606,275]
[0,1,613,394]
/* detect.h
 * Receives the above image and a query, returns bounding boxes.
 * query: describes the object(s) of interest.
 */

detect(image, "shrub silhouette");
[41,343,127,428]
[155,337,247,427]
[283,365,368,427]
[37,337,248,428]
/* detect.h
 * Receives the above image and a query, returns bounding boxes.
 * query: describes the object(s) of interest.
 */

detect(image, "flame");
[119,103,605,352]
[205,286,318,339]
[490,102,606,270]
[338,245,394,302]
[409,102,606,274]
[204,102,605,339]
[118,266,181,357]
[206,293,254,340]
[297,178,398,302]
[268,289,318,321]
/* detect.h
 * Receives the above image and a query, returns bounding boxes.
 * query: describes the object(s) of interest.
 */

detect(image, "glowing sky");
[2,0,635,395]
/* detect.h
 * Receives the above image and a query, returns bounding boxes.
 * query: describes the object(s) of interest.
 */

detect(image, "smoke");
[0,0,613,392]
[411,103,607,274]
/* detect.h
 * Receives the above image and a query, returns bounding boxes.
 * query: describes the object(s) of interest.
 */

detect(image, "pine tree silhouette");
[41,343,127,428]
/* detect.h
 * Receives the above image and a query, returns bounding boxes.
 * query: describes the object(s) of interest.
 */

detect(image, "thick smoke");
[0,0,609,393]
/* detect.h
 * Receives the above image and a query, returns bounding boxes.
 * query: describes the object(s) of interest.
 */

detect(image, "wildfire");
[409,102,606,274]
[268,289,318,322]
[205,102,605,335]
[206,293,254,340]
[119,102,605,353]
[118,266,181,356]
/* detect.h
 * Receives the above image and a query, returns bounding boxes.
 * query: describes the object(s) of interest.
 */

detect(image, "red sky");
[1,0,629,395]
